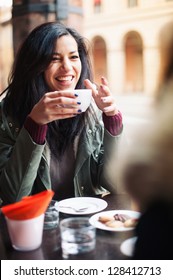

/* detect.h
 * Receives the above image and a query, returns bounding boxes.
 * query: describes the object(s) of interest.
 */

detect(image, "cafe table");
[0,194,136,260]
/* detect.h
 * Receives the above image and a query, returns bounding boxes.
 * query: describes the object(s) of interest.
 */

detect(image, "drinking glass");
[6,214,44,251]
[44,200,59,230]
[60,217,96,259]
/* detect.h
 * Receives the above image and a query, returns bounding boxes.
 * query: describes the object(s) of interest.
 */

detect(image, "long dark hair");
[1,22,96,157]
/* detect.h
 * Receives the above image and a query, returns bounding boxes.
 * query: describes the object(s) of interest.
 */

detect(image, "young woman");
[0,22,123,205]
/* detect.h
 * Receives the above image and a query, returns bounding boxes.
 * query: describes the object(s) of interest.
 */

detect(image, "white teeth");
[57,76,72,81]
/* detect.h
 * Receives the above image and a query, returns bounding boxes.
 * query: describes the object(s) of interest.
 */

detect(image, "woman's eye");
[51,55,79,62]
[52,57,61,61]
[71,55,79,59]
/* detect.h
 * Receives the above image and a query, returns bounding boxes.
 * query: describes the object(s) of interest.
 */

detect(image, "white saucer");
[89,210,140,232]
[58,197,107,215]
[120,237,137,257]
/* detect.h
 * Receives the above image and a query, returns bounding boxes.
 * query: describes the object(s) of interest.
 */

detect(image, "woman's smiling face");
[44,35,82,91]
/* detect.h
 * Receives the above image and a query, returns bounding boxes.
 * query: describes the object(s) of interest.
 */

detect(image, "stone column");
[143,46,160,95]
[107,47,125,95]
[12,0,84,55]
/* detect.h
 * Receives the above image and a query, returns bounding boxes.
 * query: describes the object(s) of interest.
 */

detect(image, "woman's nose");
[61,58,72,71]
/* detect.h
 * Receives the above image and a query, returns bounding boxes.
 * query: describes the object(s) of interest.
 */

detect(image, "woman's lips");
[54,75,75,89]
[56,75,74,82]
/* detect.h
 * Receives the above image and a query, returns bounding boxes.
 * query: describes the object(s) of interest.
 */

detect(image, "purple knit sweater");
[24,111,123,145]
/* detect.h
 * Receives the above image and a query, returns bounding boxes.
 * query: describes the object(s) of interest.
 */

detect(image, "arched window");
[124,31,143,93]
[92,36,107,84]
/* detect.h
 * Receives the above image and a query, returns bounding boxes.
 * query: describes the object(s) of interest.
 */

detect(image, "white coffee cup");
[73,89,92,112]
[6,214,44,251]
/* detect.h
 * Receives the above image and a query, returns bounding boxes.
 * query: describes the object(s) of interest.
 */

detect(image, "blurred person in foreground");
[113,21,173,259]
[0,22,123,206]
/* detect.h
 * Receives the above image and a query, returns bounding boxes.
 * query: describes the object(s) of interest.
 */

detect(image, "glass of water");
[60,217,96,259]
[44,200,59,230]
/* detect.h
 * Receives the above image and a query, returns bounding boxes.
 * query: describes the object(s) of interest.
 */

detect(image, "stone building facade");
[0,3,13,93]
[83,0,173,95]
[1,0,173,95]
[0,0,83,92]
[12,0,83,55]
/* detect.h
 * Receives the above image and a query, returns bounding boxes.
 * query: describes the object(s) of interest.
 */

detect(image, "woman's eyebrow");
[52,50,78,55]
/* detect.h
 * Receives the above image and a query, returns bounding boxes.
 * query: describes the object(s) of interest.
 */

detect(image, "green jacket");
[0,100,122,205]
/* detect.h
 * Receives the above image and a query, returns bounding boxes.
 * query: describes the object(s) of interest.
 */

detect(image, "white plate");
[89,210,140,232]
[120,237,137,257]
[58,197,108,215]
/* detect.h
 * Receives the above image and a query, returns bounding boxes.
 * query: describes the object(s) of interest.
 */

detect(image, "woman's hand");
[28,91,82,125]
[84,77,119,116]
